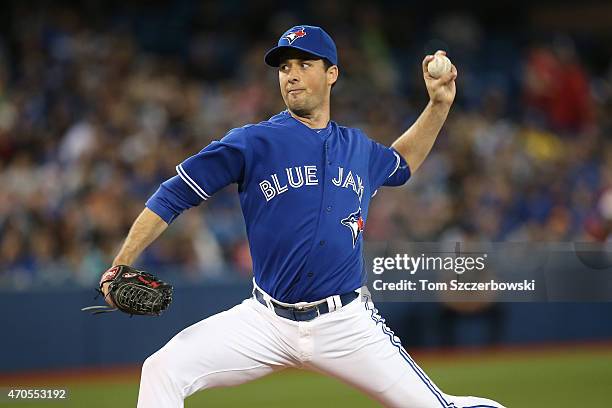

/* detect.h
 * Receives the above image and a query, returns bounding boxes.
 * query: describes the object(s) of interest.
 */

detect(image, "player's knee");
[140,349,189,404]
[142,348,173,380]
[142,353,161,378]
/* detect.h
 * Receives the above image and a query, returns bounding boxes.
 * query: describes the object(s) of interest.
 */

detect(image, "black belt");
[254,287,359,322]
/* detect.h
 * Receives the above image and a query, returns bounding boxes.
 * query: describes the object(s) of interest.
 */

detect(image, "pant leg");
[137,298,298,408]
[308,294,506,408]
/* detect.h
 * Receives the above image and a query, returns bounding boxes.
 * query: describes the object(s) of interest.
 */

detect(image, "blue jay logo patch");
[284,27,307,44]
[341,207,364,248]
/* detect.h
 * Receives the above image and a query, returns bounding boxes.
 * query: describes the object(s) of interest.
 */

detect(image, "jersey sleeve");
[176,127,249,200]
[145,175,203,224]
[369,140,411,191]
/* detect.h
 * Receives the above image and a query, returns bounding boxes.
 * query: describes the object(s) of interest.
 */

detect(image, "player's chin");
[286,99,312,116]
[286,92,305,104]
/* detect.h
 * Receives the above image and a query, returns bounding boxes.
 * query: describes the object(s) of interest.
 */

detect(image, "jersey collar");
[279,110,334,139]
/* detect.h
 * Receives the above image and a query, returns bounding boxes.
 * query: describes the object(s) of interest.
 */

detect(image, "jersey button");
[326,206,332,212]
[319,240,325,246]
[307,272,314,278]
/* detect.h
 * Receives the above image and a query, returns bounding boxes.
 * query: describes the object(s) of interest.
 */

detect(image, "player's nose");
[284,65,301,83]
[288,71,300,83]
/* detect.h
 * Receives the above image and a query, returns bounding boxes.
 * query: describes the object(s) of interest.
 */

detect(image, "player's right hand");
[422,50,457,107]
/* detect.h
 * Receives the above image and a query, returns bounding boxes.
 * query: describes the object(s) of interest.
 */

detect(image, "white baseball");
[427,54,452,78]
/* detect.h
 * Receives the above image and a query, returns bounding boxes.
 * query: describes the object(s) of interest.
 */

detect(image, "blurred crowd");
[1,2,612,289]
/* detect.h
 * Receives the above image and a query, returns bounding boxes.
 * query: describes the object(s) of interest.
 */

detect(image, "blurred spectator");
[523,36,594,133]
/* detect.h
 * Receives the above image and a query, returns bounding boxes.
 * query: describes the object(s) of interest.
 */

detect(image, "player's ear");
[327,65,338,87]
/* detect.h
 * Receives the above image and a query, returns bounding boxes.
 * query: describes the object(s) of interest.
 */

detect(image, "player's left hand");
[422,50,457,107]
[82,265,173,316]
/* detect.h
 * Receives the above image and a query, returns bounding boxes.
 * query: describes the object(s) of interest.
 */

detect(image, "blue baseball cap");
[264,25,338,67]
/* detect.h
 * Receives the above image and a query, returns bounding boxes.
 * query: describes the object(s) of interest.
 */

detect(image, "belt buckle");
[295,303,320,318]
[300,305,320,321]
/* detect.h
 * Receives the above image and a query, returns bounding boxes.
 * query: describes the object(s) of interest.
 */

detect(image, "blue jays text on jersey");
[259,164,365,202]
[146,110,410,303]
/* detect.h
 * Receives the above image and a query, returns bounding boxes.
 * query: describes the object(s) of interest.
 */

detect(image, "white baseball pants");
[137,292,505,407]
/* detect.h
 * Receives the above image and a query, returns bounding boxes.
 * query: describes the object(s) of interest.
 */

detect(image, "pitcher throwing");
[102,25,505,408]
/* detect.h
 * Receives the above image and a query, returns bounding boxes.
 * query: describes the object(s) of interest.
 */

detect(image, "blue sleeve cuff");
[383,148,411,187]
[145,175,204,224]
[146,195,178,224]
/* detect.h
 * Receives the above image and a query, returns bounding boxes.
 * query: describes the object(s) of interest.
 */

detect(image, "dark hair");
[322,59,337,90]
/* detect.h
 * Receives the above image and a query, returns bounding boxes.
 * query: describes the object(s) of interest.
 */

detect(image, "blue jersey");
[146,111,410,303]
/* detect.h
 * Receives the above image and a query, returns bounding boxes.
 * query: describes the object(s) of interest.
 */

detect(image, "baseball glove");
[81,265,173,316]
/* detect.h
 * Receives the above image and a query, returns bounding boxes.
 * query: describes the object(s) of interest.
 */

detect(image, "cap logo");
[284,27,306,44]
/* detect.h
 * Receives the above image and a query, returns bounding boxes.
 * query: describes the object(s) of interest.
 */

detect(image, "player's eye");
[301,62,310,68]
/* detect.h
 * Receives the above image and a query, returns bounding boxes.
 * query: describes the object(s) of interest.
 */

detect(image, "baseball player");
[102,25,505,407]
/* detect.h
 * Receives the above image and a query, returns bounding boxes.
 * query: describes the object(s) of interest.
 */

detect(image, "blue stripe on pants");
[364,295,449,407]
[363,296,500,408]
